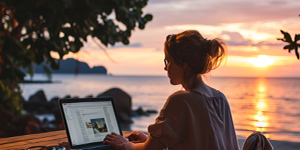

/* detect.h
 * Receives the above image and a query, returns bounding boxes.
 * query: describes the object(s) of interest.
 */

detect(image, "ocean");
[20,74,300,142]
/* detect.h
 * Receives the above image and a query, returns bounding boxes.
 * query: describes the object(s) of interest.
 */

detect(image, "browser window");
[62,101,120,146]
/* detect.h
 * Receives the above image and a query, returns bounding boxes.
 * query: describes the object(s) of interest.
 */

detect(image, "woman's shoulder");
[164,90,190,104]
[168,90,191,99]
[166,90,227,106]
[168,90,225,98]
[167,90,206,104]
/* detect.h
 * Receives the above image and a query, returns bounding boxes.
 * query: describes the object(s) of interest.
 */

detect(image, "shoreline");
[21,80,61,84]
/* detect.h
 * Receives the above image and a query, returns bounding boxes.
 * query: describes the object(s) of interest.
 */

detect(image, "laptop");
[58,97,123,150]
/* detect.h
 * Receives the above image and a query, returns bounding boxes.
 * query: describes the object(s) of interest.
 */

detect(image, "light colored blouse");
[148,90,239,150]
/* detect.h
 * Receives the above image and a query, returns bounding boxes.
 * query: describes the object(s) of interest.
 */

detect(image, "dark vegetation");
[0,0,152,137]
[278,14,300,60]
[0,0,152,115]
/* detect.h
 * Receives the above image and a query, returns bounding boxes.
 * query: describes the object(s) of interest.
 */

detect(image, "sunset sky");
[60,0,300,77]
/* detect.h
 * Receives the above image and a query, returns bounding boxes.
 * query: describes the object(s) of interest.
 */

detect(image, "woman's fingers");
[104,132,130,150]
[128,131,138,139]
[127,131,148,143]
[111,132,120,136]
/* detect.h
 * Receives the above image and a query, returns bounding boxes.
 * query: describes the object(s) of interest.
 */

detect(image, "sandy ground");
[238,139,300,150]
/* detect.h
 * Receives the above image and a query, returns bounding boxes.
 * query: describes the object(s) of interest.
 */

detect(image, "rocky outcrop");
[23,90,57,114]
[0,88,157,138]
[98,88,133,124]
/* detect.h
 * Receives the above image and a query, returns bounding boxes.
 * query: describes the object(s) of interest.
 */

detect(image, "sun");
[248,55,275,68]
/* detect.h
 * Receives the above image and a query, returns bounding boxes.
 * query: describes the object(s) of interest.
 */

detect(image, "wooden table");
[0,130,131,150]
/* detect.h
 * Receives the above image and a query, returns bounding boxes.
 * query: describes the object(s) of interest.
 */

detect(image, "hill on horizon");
[30,58,107,74]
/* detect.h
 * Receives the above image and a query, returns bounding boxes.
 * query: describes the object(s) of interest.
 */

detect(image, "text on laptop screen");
[62,101,121,146]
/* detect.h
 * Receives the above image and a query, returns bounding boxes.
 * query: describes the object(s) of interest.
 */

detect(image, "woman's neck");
[183,76,205,91]
[183,76,217,97]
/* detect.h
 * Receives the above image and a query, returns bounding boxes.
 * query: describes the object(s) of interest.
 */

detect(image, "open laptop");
[58,97,123,150]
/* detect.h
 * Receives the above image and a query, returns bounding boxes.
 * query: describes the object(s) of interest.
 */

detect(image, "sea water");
[20,74,300,142]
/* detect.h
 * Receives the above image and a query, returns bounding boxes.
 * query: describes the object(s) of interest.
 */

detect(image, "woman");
[103,30,239,150]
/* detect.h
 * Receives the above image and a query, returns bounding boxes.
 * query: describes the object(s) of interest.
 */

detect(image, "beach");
[20,74,300,149]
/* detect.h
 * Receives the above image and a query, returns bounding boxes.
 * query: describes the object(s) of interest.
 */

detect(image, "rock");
[23,102,48,114]
[50,105,63,128]
[134,107,149,116]
[146,110,158,114]
[48,97,63,129]
[132,107,158,117]
[47,97,59,112]
[63,95,71,99]
[19,96,26,105]
[28,90,47,103]
[85,94,93,98]
[23,90,49,114]
[49,97,59,104]
[97,88,133,124]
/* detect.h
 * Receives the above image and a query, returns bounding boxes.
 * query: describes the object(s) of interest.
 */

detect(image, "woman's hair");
[164,30,227,88]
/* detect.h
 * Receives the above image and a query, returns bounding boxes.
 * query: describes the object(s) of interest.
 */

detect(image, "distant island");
[26,58,107,74]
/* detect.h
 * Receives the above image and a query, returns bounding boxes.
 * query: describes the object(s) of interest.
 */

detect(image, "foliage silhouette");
[0,0,152,115]
[277,14,300,60]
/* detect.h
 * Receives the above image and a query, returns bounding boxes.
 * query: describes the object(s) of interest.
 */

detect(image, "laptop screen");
[59,98,122,148]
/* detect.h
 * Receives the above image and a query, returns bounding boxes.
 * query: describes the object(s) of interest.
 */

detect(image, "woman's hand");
[127,131,148,143]
[104,132,132,150]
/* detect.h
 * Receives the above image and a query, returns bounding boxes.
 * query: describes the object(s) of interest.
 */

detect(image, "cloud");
[108,42,143,49]
[145,0,300,27]
[218,31,284,47]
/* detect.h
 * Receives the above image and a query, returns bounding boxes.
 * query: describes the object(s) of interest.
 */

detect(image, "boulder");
[46,97,59,112]
[28,90,47,103]
[132,107,158,117]
[24,90,48,114]
[133,107,149,116]
[97,88,132,124]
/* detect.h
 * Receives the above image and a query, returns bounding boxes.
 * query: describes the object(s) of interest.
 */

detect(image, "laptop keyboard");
[85,145,116,150]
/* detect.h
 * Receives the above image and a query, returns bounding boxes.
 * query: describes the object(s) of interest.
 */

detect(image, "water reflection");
[253,78,269,136]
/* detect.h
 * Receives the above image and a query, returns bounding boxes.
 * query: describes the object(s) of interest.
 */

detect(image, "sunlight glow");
[256,101,266,109]
[253,79,270,133]
[256,122,267,128]
[239,30,271,41]
[248,55,275,67]
[258,87,265,92]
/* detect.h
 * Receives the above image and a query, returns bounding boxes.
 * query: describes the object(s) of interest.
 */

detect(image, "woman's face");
[164,50,184,85]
